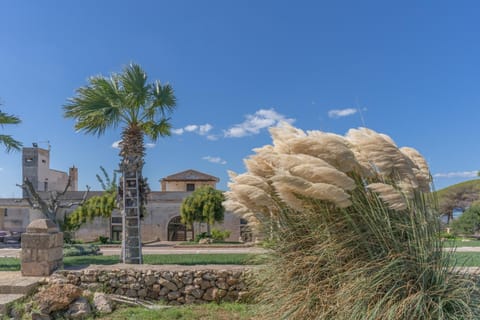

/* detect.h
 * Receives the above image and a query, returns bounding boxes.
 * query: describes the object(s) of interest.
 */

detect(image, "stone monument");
[21,219,63,276]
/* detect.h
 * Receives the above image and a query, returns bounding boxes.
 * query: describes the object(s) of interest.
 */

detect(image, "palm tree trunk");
[120,125,145,264]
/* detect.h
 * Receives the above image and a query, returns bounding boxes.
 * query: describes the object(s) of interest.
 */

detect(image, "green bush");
[63,244,101,257]
[440,231,456,239]
[211,228,231,241]
[195,232,210,242]
[98,236,109,244]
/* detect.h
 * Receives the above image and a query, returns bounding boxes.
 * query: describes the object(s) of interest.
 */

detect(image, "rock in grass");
[34,283,82,314]
[65,297,91,319]
[93,292,113,314]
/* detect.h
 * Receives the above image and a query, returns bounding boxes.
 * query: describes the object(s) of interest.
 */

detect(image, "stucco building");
[0,147,248,243]
[22,146,78,196]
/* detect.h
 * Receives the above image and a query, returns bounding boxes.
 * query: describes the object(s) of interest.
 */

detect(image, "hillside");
[436,179,480,201]
[435,179,480,211]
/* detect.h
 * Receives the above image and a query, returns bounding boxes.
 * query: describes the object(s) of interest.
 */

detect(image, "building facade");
[0,148,245,242]
[22,146,78,196]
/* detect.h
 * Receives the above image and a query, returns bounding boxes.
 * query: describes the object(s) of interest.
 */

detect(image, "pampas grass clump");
[225,123,480,320]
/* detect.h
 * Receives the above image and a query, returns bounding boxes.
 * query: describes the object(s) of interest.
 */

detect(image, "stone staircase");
[0,272,42,315]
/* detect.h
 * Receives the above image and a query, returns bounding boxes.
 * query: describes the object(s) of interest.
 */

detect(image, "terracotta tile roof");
[161,169,219,182]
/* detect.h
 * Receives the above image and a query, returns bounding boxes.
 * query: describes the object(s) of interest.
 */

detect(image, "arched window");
[167,216,193,241]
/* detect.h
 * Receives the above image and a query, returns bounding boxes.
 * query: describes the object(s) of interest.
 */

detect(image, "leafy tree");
[65,166,118,231]
[0,103,22,152]
[63,63,176,264]
[180,186,225,236]
[438,185,480,224]
[451,204,480,235]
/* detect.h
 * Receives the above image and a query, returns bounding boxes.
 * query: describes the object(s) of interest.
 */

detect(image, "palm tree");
[0,103,22,152]
[63,63,176,264]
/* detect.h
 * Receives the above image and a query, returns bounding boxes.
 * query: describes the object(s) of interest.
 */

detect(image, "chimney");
[69,166,78,191]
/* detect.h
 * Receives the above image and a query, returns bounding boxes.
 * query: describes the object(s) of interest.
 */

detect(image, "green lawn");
[177,241,245,246]
[450,252,480,267]
[0,257,20,271]
[97,303,258,320]
[65,253,258,267]
[0,253,261,271]
[2,251,480,270]
[443,239,480,247]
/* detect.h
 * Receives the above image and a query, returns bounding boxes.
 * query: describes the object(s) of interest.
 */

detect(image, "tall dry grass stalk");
[225,123,480,319]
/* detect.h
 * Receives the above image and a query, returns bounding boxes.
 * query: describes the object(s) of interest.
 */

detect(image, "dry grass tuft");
[226,123,480,319]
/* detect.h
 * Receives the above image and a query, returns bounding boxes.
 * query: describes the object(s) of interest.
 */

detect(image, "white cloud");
[328,108,358,118]
[198,124,213,135]
[202,156,227,165]
[171,128,184,135]
[206,135,219,141]
[172,124,213,137]
[184,125,198,132]
[145,143,156,148]
[111,140,122,149]
[224,108,295,138]
[433,171,478,178]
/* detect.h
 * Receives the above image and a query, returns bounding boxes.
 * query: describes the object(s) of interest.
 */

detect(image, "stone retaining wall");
[53,266,250,305]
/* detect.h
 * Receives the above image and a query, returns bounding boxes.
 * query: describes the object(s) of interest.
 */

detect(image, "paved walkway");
[451,247,480,252]
[0,272,42,315]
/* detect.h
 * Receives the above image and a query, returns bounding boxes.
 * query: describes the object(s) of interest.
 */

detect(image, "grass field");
[0,253,260,271]
[451,252,480,267]
[96,303,258,320]
[177,241,245,246]
[443,239,480,247]
[1,251,480,270]
[67,253,258,266]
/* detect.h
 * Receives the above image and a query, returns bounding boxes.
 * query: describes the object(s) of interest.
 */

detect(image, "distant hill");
[435,179,480,198]
[435,179,480,208]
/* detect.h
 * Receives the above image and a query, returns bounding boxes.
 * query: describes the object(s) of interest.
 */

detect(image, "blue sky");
[1,1,480,197]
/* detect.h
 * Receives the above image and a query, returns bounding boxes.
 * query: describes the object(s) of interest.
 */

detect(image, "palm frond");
[120,63,149,113]
[0,134,22,152]
[141,118,172,141]
[146,81,177,119]
[63,76,123,136]
[0,110,21,126]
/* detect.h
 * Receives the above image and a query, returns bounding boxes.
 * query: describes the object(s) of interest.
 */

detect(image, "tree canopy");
[438,184,480,224]
[451,204,480,235]
[180,186,225,234]
[65,167,118,231]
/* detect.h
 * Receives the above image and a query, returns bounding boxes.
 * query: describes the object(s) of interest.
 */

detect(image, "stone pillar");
[21,219,63,276]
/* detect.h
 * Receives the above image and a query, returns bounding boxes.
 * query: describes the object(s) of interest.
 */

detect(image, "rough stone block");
[21,219,64,277]
[21,261,50,276]
[48,248,63,261]
[22,234,52,249]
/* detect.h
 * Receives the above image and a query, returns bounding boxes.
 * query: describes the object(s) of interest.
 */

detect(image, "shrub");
[63,244,101,257]
[195,232,210,243]
[211,229,231,241]
[440,231,456,240]
[98,236,109,244]
[225,124,480,319]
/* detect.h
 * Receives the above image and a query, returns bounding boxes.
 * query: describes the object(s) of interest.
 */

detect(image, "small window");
[41,159,46,164]
[186,183,195,192]
[111,217,122,224]
[44,181,48,191]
